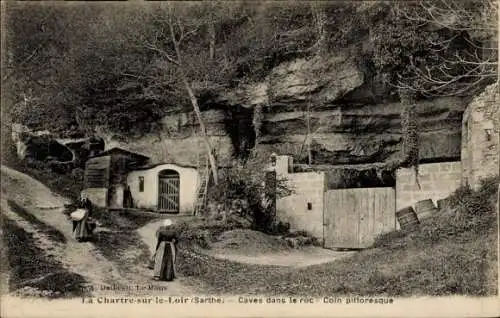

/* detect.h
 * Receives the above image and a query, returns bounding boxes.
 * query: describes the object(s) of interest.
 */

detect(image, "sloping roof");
[89,147,150,161]
[55,138,89,146]
[131,162,198,171]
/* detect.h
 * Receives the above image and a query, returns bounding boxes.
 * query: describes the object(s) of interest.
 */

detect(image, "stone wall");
[81,188,108,208]
[273,155,326,238]
[395,162,462,211]
[461,83,500,189]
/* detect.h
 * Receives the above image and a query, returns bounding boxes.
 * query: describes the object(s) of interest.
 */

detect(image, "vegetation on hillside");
[206,151,294,233]
[3,152,84,201]
[1,218,88,298]
[2,1,496,139]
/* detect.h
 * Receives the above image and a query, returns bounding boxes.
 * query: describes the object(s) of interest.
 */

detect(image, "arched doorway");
[158,169,180,213]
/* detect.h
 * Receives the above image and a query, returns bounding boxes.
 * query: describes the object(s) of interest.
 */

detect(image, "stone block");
[421,164,441,173]
[403,183,419,191]
[438,163,452,172]
[449,163,461,172]
[396,192,412,203]
[418,173,432,181]
[396,168,412,177]
[418,181,435,191]
[396,173,412,183]
[81,188,108,208]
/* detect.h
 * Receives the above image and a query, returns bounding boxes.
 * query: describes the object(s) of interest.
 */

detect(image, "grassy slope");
[1,218,88,297]
[7,200,67,244]
[178,178,498,297]
[1,156,87,297]
[3,158,82,202]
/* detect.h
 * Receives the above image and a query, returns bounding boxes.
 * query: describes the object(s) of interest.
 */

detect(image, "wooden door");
[324,189,359,248]
[357,188,395,247]
[158,170,180,213]
[324,188,395,249]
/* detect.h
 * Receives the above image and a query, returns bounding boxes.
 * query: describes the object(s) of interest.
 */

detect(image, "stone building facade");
[127,163,199,214]
[271,155,327,238]
[461,83,500,189]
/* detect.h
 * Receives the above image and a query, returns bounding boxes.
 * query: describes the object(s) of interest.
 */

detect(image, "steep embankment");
[0,165,194,297]
[1,165,120,297]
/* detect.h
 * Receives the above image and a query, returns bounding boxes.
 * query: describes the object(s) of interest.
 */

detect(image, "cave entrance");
[25,137,74,162]
[225,105,256,159]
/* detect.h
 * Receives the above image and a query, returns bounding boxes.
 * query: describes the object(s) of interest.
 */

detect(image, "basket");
[70,209,88,221]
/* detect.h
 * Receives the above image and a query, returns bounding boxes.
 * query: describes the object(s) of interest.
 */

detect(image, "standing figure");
[71,195,95,242]
[123,185,133,208]
[150,219,179,281]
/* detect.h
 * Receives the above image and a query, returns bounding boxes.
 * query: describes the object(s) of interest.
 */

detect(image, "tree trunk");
[208,21,215,62]
[168,16,219,185]
[306,109,312,165]
[179,70,219,185]
[306,98,313,165]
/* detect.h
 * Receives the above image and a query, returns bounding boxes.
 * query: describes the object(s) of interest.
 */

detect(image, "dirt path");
[201,247,356,267]
[1,165,194,296]
[138,218,356,268]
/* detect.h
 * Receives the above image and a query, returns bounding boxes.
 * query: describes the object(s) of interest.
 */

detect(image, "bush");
[373,175,499,249]
[448,176,499,215]
[207,154,293,233]
[265,221,290,235]
[281,229,322,248]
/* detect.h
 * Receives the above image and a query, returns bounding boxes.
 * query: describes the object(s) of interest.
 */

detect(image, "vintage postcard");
[1,1,499,317]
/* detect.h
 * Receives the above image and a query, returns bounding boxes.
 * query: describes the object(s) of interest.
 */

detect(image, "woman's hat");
[162,219,173,227]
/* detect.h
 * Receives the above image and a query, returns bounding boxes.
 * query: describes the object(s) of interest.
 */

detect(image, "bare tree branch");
[391,0,498,97]
[142,41,179,65]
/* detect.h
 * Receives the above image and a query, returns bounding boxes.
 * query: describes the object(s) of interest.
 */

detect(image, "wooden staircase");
[194,151,210,216]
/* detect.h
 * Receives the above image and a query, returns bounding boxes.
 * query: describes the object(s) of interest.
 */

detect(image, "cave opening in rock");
[224,105,256,160]
[25,136,74,162]
[321,167,396,189]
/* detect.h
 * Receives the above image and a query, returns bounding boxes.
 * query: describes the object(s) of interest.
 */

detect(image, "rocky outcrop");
[92,95,465,167]
[11,123,104,165]
[12,49,468,168]
[258,97,466,164]
[461,83,500,189]
[95,109,234,167]
[218,53,365,109]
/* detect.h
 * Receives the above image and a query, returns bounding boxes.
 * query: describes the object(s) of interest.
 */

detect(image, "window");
[139,176,144,192]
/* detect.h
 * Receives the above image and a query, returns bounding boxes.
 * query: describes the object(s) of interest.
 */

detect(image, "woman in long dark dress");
[73,197,95,242]
[150,219,178,281]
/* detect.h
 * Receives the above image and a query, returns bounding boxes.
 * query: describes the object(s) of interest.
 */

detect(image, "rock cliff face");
[94,51,466,166]
[258,97,465,164]
[12,50,468,167]
[96,110,234,166]
[219,54,365,108]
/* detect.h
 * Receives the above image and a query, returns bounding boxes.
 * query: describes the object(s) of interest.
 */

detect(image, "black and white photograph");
[1,1,499,317]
